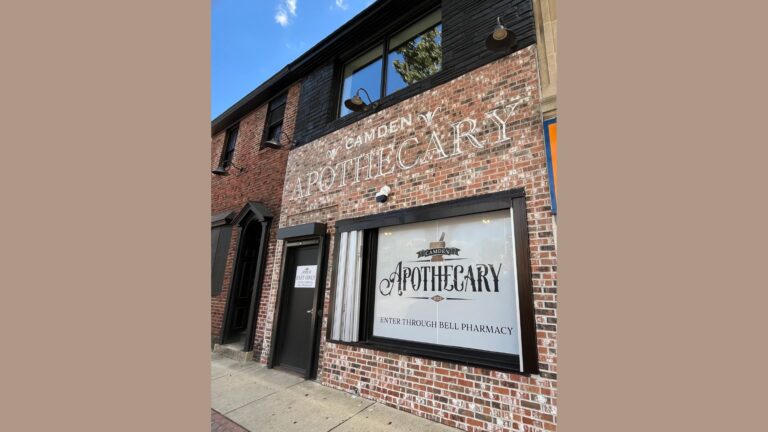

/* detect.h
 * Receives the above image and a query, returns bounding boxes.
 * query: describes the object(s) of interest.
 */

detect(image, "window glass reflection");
[340,46,383,117]
[387,23,442,95]
[338,9,443,118]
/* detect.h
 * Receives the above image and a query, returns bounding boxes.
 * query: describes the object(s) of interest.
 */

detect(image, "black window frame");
[219,124,239,169]
[337,7,443,119]
[327,190,540,375]
[384,21,443,97]
[339,51,384,118]
[262,92,288,148]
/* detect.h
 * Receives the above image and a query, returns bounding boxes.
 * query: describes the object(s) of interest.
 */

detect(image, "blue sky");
[212,0,375,119]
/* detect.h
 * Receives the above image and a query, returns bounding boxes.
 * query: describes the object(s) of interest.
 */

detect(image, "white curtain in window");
[331,230,363,342]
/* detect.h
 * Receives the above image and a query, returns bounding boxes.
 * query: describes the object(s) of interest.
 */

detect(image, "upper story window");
[339,9,442,118]
[219,125,239,168]
[263,92,287,147]
[340,46,383,118]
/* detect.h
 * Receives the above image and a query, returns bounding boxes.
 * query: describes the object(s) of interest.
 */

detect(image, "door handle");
[306,309,313,314]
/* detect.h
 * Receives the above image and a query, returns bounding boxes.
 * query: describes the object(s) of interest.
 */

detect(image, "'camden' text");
[291,99,526,199]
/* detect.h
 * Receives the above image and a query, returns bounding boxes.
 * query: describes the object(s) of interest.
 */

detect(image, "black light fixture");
[485,17,517,52]
[212,162,245,176]
[263,130,299,149]
[344,88,377,112]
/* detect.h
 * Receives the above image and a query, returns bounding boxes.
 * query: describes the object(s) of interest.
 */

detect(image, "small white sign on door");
[294,265,317,288]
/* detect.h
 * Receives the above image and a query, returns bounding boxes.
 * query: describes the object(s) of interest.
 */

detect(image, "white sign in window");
[373,210,521,355]
[294,265,317,288]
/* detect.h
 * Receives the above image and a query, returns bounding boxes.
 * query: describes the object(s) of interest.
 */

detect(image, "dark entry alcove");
[220,202,272,351]
[222,220,261,345]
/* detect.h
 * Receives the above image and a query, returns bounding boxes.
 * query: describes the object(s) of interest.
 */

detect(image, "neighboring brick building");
[212,1,557,431]
[210,81,300,357]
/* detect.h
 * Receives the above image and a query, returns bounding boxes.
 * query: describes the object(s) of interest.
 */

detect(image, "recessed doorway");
[219,202,272,353]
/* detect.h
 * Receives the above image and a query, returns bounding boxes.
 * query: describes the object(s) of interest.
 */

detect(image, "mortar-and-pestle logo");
[430,232,447,262]
[416,232,460,261]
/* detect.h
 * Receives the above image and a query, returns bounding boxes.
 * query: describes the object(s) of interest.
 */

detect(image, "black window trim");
[219,124,240,168]
[326,189,539,375]
[261,91,288,148]
[348,51,384,77]
[388,22,442,54]
[337,46,385,119]
[336,6,443,119]
[266,93,287,128]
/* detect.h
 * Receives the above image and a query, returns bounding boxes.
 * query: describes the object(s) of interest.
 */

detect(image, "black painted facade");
[211,0,536,141]
[292,0,536,146]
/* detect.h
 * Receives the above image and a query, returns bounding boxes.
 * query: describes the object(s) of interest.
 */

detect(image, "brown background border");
[0,1,766,431]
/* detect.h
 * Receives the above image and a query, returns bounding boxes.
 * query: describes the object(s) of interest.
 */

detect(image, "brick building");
[210,80,300,357]
[211,1,558,430]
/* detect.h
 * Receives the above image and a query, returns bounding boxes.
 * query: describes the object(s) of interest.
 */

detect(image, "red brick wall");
[210,82,301,357]
[273,46,557,432]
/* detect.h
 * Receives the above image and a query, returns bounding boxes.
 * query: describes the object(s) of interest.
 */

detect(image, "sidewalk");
[211,353,457,432]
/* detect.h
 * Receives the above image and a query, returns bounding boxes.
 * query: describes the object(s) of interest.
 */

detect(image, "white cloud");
[335,0,349,10]
[275,10,289,26]
[275,0,297,27]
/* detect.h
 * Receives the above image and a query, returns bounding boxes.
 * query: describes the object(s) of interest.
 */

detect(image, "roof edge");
[210,0,397,137]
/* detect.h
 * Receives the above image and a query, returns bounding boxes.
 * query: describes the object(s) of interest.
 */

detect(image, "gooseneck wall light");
[485,17,517,52]
[212,162,245,176]
[263,130,299,149]
[344,88,378,113]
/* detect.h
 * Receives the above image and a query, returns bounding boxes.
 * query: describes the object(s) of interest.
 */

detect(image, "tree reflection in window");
[338,9,443,118]
[388,24,442,94]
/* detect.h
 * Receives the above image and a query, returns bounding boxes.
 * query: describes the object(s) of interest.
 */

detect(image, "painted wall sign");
[373,210,522,355]
[294,265,317,288]
[544,117,557,214]
[290,96,533,200]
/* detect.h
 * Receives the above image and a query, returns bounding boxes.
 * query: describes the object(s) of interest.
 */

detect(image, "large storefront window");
[329,191,538,373]
[373,210,520,355]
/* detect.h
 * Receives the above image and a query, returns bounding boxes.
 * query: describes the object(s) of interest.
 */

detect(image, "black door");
[223,221,262,345]
[274,243,320,374]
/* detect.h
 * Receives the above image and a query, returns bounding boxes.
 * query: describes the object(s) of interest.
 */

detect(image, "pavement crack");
[222,379,306,415]
[326,402,378,432]
[285,379,308,389]
[222,390,280,415]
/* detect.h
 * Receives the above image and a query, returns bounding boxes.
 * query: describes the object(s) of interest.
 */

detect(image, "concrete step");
[213,344,254,363]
